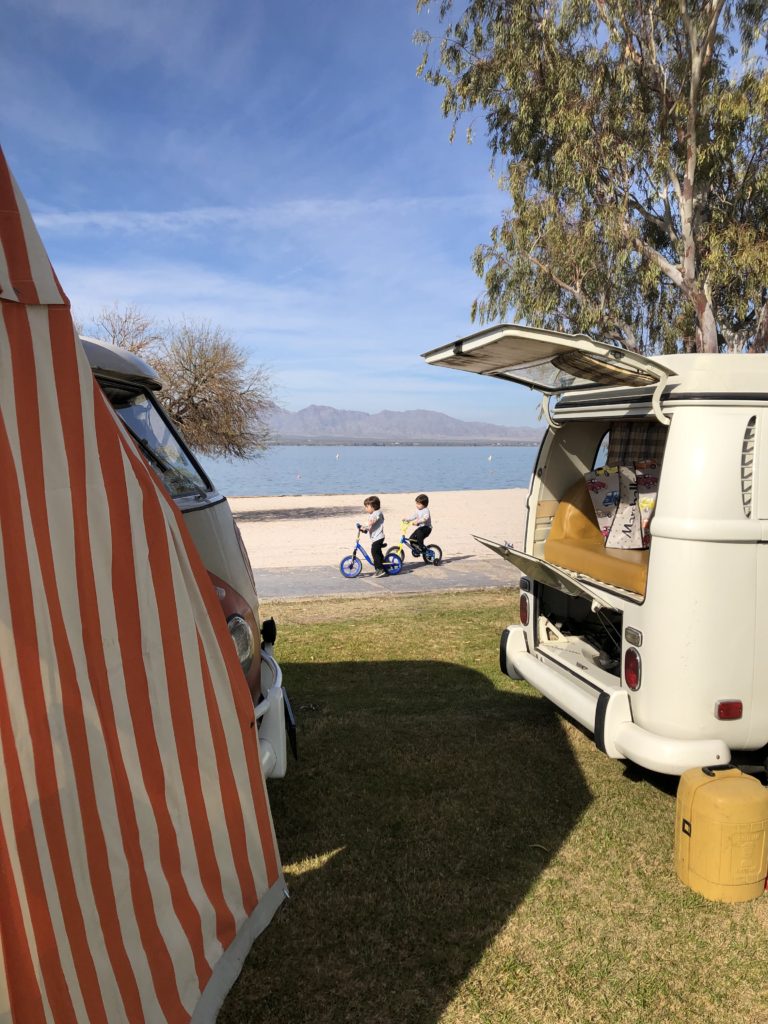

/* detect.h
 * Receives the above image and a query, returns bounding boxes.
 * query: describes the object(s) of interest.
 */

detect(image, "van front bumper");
[501,626,730,776]
[254,646,289,779]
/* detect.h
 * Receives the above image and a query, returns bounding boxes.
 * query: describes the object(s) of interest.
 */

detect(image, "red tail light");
[519,592,530,627]
[624,648,641,690]
[715,700,743,721]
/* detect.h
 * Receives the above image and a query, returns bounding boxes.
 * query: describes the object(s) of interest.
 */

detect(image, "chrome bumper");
[254,646,288,778]
[501,626,730,776]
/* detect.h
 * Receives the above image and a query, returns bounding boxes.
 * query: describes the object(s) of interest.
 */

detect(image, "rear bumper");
[501,626,730,776]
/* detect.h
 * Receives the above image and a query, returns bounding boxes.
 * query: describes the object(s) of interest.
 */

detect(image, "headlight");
[228,614,255,674]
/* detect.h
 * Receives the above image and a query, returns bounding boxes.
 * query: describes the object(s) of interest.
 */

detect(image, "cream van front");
[82,336,294,779]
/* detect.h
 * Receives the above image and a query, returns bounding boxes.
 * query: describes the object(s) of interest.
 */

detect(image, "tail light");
[519,592,530,627]
[624,648,641,690]
[715,700,743,721]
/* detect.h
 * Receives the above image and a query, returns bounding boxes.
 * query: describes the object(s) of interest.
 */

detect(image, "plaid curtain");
[607,422,667,464]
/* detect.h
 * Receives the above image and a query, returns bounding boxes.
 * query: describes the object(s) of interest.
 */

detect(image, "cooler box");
[675,766,768,902]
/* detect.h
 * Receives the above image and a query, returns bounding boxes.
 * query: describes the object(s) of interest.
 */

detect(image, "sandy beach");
[229,488,528,570]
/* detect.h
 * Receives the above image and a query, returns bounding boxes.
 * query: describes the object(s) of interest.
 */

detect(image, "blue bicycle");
[339,524,403,578]
[388,519,443,566]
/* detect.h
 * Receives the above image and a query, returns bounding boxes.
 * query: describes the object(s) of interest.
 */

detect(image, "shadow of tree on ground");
[233,505,360,523]
[221,659,592,1024]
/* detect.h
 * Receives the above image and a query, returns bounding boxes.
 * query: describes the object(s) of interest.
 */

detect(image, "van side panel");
[634,536,756,747]
[753,545,768,749]
[631,407,759,748]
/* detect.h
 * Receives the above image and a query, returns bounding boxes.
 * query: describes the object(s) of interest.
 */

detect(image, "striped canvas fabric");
[0,148,285,1023]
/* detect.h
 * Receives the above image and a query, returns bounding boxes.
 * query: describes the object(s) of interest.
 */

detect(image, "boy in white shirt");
[404,493,432,556]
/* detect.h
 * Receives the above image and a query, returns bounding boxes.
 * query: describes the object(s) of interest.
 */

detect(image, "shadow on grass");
[221,659,591,1024]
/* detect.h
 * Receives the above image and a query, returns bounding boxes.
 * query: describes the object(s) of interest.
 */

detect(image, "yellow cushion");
[544,480,649,596]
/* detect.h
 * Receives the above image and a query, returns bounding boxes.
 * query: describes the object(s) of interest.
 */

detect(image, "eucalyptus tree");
[416,1,768,352]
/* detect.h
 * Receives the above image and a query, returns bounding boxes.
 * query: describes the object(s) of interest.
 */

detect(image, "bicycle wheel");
[383,551,403,575]
[339,555,362,578]
[388,544,405,562]
[423,545,443,566]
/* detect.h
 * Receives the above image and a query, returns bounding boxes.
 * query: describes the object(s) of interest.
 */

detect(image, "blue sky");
[1,0,541,427]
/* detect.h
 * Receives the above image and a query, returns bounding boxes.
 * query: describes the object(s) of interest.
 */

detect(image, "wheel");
[388,544,404,562]
[423,545,443,566]
[384,551,403,575]
[340,555,362,578]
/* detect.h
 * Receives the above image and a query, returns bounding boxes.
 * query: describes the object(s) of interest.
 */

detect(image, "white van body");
[424,324,768,775]
[81,337,292,779]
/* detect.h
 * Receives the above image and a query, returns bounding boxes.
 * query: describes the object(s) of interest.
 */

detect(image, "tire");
[423,545,443,566]
[340,555,362,578]
[388,544,404,562]
[384,551,403,575]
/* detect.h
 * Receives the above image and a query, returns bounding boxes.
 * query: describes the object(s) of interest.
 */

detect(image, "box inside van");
[424,324,768,775]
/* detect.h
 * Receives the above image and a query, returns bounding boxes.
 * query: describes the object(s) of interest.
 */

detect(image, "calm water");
[198,444,539,497]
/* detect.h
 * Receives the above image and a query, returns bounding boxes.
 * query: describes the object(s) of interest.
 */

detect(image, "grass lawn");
[221,590,768,1024]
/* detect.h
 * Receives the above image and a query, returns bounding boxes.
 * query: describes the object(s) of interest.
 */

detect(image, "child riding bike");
[403,493,432,556]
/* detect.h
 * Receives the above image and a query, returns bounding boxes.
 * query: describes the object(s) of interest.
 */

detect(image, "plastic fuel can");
[675,766,768,902]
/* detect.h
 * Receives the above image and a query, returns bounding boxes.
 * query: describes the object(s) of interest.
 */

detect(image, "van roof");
[80,335,162,391]
[551,352,768,419]
[644,353,768,392]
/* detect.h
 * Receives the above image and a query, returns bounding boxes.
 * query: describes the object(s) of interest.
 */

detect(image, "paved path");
[254,553,520,601]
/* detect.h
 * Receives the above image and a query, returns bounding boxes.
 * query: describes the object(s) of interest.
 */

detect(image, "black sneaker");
[375,569,386,577]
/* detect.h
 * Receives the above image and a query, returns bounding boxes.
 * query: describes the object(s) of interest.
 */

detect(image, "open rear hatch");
[474,536,621,611]
[422,323,669,396]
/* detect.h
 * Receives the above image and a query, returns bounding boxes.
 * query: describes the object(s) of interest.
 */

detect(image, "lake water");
[198,444,539,497]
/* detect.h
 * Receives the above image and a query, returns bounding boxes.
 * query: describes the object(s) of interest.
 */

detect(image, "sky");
[1,0,541,428]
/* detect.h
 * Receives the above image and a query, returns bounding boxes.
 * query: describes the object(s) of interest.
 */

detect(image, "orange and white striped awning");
[0,147,284,1023]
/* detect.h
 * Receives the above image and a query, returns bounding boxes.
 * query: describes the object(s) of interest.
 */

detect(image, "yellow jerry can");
[675,766,768,902]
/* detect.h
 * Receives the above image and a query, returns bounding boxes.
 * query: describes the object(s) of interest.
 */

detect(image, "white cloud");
[33,194,499,236]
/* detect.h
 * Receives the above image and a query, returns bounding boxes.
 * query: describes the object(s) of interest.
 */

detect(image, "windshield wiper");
[127,430,209,501]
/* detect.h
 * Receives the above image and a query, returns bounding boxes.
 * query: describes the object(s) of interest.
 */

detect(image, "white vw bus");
[81,336,293,779]
[424,324,768,775]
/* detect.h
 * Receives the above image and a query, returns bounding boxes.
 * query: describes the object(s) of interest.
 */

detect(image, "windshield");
[114,391,211,499]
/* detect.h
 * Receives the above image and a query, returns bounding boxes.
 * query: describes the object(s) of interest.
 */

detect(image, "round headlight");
[228,614,255,673]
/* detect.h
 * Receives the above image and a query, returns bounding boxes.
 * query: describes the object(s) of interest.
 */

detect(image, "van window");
[593,431,610,469]
[114,391,211,499]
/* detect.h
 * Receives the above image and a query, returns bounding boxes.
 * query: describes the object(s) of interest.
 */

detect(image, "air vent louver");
[741,417,756,518]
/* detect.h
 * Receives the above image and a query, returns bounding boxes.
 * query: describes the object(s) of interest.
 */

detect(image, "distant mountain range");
[268,404,542,445]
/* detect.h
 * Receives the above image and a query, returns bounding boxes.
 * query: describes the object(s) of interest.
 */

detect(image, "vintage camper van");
[81,336,293,779]
[424,324,768,776]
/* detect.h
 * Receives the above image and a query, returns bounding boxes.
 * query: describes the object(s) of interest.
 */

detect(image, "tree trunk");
[693,292,719,352]
[752,299,768,353]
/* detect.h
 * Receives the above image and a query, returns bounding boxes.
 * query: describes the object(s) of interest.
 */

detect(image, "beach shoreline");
[228,488,528,570]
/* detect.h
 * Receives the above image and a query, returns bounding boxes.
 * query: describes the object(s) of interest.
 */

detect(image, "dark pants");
[372,538,385,570]
[410,525,431,555]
